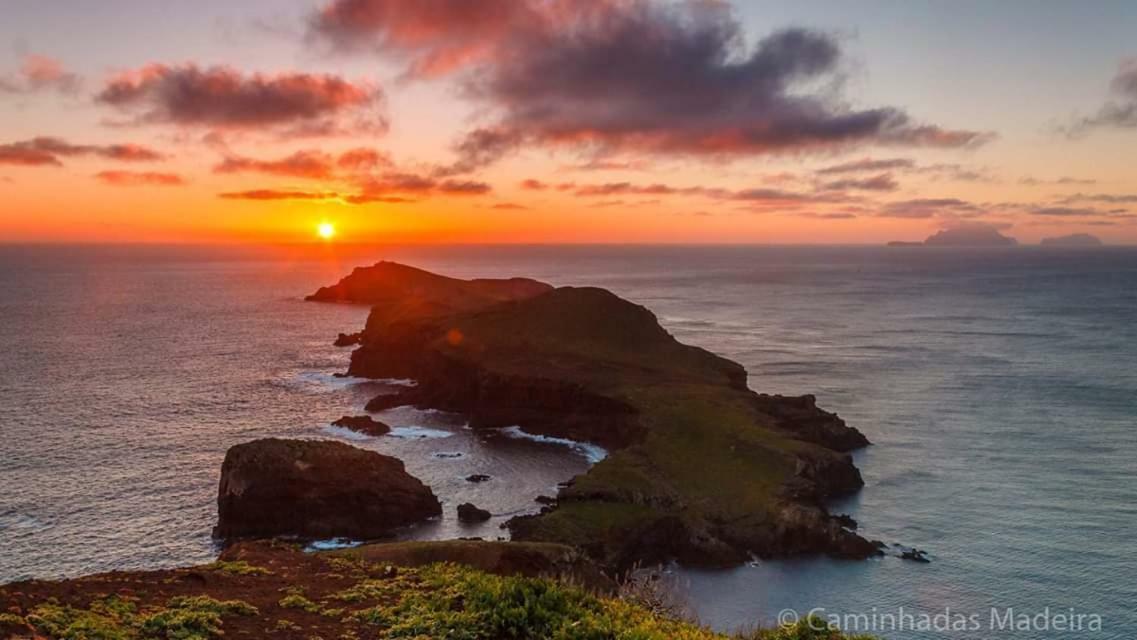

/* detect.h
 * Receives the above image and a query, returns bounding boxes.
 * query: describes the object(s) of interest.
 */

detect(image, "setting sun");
[317,222,336,240]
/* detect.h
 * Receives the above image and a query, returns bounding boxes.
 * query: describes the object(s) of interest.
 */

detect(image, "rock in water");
[334,332,362,347]
[457,503,492,523]
[214,438,441,540]
[331,415,391,436]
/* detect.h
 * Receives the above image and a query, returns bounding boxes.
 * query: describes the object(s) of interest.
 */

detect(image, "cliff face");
[315,263,877,570]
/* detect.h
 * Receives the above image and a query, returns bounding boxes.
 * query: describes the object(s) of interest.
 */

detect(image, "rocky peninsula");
[312,262,878,570]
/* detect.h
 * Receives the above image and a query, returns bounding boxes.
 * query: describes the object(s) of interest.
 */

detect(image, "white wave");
[278,371,417,393]
[305,538,362,552]
[320,424,375,441]
[498,426,608,463]
[387,426,454,439]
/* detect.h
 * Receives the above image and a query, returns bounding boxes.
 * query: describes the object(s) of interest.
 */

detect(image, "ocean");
[1,244,1135,639]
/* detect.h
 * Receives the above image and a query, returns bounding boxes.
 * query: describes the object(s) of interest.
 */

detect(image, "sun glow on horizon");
[317,222,336,240]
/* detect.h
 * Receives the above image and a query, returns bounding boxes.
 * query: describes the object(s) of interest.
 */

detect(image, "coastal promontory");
[313,262,878,570]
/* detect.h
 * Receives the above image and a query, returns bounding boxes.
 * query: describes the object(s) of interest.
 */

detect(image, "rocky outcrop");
[214,438,440,540]
[456,503,492,523]
[331,415,390,436]
[751,393,870,452]
[334,331,363,347]
[310,263,879,570]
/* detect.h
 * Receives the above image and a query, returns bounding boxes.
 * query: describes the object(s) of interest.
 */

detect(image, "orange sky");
[1,1,1135,245]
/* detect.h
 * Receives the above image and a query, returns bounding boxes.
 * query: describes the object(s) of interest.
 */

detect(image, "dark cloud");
[97,64,384,133]
[799,211,857,219]
[816,157,916,174]
[219,189,341,201]
[819,173,898,192]
[0,54,81,95]
[818,157,990,183]
[218,151,331,178]
[0,137,165,166]
[311,1,991,169]
[491,202,529,210]
[95,170,185,186]
[1030,206,1130,218]
[0,146,60,166]
[519,178,547,191]
[1019,176,1097,187]
[308,0,535,78]
[1062,192,1137,204]
[1068,59,1137,133]
[565,180,856,210]
[336,147,392,171]
[564,159,652,172]
[879,198,983,219]
[214,149,338,179]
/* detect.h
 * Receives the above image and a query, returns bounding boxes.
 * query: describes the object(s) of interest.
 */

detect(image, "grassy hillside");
[0,541,873,640]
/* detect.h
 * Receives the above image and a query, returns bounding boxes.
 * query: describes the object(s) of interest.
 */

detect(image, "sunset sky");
[1,0,1135,244]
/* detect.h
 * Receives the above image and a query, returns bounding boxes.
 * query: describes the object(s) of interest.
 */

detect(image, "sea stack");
[214,438,441,540]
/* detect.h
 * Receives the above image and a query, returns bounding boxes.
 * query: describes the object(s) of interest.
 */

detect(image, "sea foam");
[498,426,608,463]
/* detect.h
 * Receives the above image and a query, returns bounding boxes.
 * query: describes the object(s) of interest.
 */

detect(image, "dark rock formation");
[331,415,391,436]
[457,503,492,523]
[214,438,440,540]
[306,260,552,308]
[466,474,491,483]
[751,393,870,452]
[334,331,363,347]
[923,225,1017,246]
[310,263,880,571]
[900,547,931,563]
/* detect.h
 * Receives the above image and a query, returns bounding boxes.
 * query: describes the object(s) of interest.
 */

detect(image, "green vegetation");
[206,560,273,576]
[278,592,322,613]
[24,594,257,640]
[3,545,873,640]
[349,281,871,565]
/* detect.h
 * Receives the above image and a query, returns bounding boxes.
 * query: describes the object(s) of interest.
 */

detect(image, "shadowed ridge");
[305,260,553,311]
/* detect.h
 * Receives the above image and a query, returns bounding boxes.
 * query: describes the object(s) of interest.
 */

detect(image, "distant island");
[889,225,1018,247]
[1040,233,1104,247]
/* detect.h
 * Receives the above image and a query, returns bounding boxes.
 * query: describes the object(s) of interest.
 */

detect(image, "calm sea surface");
[1,244,1135,638]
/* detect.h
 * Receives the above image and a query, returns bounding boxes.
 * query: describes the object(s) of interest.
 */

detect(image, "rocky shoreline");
[308,262,880,570]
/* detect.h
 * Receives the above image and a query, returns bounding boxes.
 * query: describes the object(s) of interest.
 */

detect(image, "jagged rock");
[330,415,390,436]
[535,495,557,505]
[334,332,362,347]
[900,547,931,563]
[466,474,491,483]
[457,503,492,523]
[214,438,440,540]
[751,394,870,452]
